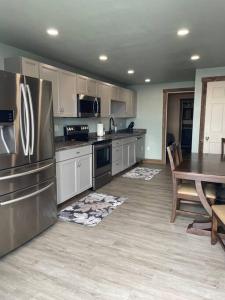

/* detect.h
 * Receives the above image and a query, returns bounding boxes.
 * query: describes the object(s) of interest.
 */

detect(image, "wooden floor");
[0,164,224,300]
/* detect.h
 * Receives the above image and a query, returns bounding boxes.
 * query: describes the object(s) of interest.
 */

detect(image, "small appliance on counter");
[97,123,104,137]
[64,125,89,141]
[127,121,135,132]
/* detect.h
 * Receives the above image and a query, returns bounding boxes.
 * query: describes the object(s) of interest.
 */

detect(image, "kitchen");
[0,56,146,255]
[1,1,225,299]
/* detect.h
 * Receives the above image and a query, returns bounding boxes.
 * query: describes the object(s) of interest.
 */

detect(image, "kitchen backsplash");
[54,117,127,136]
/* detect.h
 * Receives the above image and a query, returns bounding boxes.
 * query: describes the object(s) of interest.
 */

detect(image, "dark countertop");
[55,129,146,152]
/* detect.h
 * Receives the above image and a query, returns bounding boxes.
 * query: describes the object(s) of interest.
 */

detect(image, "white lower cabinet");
[56,146,92,205]
[76,155,92,194]
[136,135,145,162]
[56,158,77,205]
[112,137,138,176]
[122,144,130,170]
[129,141,136,166]
[112,145,123,176]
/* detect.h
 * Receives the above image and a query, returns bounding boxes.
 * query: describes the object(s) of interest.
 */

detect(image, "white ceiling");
[0,0,225,85]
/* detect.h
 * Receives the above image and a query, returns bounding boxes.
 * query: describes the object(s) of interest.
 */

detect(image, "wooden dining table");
[174,153,225,235]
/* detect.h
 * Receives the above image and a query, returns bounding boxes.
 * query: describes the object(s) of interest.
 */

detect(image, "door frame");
[162,87,195,164]
[198,76,225,153]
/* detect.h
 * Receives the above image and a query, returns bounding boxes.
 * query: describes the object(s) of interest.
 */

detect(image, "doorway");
[162,88,195,164]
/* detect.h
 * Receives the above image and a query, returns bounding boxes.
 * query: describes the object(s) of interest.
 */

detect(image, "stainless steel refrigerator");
[0,70,57,257]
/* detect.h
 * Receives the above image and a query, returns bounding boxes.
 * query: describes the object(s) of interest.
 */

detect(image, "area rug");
[58,193,127,226]
[122,167,161,181]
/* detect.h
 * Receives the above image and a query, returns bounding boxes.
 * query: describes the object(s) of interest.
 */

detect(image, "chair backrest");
[167,143,180,171]
[222,138,225,156]
[177,143,183,164]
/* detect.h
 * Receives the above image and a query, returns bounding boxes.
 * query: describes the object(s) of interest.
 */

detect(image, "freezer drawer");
[0,178,57,258]
[0,159,55,196]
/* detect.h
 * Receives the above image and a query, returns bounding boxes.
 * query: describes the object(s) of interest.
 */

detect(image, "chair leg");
[211,212,218,245]
[170,195,178,223]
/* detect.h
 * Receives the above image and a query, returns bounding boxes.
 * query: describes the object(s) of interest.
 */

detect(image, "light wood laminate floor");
[0,164,224,300]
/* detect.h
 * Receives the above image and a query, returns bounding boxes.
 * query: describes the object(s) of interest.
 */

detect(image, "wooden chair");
[211,205,225,251]
[222,138,225,156]
[176,143,183,164]
[167,143,216,223]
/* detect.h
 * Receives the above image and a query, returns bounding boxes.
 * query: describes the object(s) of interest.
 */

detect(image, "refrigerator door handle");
[26,84,35,155]
[20,83,30,156]
[0,126,10,154]
[0,162,54,181]
[0,182,54,206]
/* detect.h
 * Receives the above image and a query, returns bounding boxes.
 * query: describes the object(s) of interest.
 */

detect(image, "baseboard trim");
[142,159,164,165]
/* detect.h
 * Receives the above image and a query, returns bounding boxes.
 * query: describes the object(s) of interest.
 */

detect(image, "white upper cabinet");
[87,78,97,96]
[21,58,40,78]
[39,63,60,116]
[125,89,137,117]
[111,85,120,100]
[58,70,77,117]
[5,57,40,78]
[97,82,111,117]
[5,56,136,118]
[76,75,87,94]
[40,65,77,117]
[77,75,97,96]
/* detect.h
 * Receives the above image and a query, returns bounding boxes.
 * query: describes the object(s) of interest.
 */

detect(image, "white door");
[203,81,225,154]
[76,154,92,194]
[58,70,77,117]
[39,64,59,116]
[56,159,77,204]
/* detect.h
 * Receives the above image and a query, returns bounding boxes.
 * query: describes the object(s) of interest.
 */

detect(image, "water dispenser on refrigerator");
[0,110,15,155]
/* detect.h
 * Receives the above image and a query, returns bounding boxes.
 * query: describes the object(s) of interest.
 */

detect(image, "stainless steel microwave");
[77,94,101,118]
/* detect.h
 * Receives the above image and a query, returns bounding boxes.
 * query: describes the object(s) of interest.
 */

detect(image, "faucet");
[109,117,115,134]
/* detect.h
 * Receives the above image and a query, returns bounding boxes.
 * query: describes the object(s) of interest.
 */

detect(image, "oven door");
[93,143,112,177]
[77,95,100,118]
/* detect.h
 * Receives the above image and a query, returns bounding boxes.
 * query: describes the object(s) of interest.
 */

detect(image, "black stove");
[64,125,89,141]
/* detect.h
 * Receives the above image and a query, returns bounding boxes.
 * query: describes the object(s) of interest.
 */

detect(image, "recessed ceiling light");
[46,28,59,36]
[177,28,190,36]
[190,54,200,61]
[99,55,108,61]
[127,69,135,74]
[145,78,151,83]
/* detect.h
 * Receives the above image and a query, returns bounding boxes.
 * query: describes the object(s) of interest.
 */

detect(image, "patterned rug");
[58,193,127,226]
[122,167,161,181]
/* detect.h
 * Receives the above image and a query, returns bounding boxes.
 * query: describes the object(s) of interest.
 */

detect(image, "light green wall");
[54,117,126,136]
[192,66,225,152]
[130,81,194,160]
